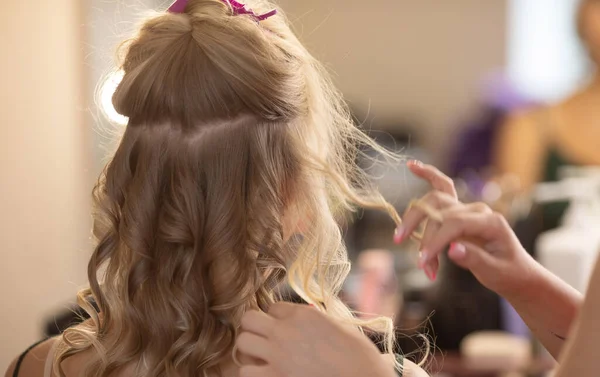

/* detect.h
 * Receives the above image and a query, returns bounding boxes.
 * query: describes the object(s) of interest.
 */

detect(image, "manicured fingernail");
[418,249,429,268]
[393,226,405,244]
[449,243,466,259]
[406,160,423,168]
[424,264,437,281]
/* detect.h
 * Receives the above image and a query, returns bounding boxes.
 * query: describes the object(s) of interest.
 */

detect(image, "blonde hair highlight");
[55,1,405,376]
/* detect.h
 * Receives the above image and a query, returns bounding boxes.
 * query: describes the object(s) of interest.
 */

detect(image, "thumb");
[448,241,495,273]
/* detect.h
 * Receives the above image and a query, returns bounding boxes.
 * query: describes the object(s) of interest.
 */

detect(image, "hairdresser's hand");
[236,303,403,377]
[398,161,538,298]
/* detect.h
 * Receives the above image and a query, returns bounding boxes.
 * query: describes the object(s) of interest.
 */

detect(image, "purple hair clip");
[168,0,277,22]
[168,0,188,13]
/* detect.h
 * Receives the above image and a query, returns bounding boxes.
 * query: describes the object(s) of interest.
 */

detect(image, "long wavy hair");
[55,1,403,376]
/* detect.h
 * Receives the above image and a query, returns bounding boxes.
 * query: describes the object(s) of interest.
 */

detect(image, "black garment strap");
[395,354,405,377]
[13,339,48,377]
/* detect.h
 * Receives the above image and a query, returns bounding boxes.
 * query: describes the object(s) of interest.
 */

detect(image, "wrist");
[501,251,544,303]
[504,253,582,310]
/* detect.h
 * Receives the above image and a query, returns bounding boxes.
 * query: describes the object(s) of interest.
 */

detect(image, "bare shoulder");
[494,105,551,188]
[496,107,545,157]
[4,338,59,377]
[501,107,546,135]
[402,359,430,377]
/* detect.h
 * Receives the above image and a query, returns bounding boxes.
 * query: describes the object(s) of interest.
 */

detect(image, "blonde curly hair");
[55,1,403,376]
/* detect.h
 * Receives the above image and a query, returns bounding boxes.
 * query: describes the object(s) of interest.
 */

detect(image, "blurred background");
[1,0,598,376]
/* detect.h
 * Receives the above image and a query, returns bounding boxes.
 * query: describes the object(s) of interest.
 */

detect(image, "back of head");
[56,1,400,376]
[577,0,600,65]
[113,0,306,126]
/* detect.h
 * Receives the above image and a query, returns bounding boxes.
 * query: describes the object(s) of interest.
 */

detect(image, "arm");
[554,255,600,376]
[494,112,582,358]
[401,162,582,361]
[503,259,583,359]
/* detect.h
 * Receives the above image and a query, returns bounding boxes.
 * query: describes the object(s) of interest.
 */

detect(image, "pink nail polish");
[449,243,467,259]
[393,226,405,244]
[418,250,429,269]
[424,265,436,281]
